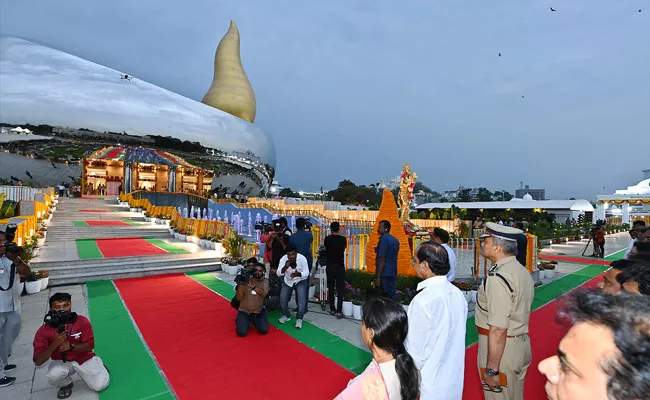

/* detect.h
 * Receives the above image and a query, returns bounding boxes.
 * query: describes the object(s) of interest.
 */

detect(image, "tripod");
[582,236,603,258]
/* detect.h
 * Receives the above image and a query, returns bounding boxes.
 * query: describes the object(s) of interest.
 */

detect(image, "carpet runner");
[76,238,189,259]
[539,254,611,266]
[73,220,130,227]
[114,274,354,400]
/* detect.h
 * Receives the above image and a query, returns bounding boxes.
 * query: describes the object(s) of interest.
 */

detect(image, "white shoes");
[278,315,291,324]
[295,319,303,329]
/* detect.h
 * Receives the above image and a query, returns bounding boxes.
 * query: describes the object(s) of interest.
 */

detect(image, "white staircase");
[31,196,222,285]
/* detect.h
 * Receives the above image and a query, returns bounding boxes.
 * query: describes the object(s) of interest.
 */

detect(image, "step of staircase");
[34,253,223,285]
[45,232,173,241]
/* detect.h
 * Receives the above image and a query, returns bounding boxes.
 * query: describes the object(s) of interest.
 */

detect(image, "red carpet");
[78,209,108,213]
[462,273,604,399]
[539,254,611,266]
[114,274,354,400]
[85,220,129,227]
[95,238,168,258]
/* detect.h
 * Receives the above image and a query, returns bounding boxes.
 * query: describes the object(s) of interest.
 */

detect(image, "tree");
[493,190,513,201]
[328,182,382,207]
[476,187,493,202]
[457,188,472,202]
[279,187,300,198]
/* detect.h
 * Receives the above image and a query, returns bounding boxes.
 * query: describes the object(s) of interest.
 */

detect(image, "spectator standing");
[0,225,32,388]
[406,242,467,399]
[290,217,314,271]
[335,297,420,400]
[260,225,274,276]
[476,223,535,400]
[429,227,456,282]
[324,222,347,318]
[375,220,400,301]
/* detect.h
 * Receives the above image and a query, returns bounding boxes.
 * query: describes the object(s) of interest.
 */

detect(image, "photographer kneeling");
[235,263,270,337]
[230,257,260,310]
[33,293,109,399]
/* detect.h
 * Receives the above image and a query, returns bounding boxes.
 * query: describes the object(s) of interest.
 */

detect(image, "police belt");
[477,326,522,339]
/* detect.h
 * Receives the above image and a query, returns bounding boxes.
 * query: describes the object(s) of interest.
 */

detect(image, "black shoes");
[4,364,16,372]
[0,376,17,388]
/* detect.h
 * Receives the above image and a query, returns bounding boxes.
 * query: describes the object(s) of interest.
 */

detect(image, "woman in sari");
[335,297,420,400]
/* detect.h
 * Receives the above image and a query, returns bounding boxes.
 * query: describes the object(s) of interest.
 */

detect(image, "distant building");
[269,180,282,196]
[413,190,440,206]
[515,185,545,200]
[377,176,400,191]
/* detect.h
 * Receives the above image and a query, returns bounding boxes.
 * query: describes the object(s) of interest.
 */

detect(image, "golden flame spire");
[202,20,257,123]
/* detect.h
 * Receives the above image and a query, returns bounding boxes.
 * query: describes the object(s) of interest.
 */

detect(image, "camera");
[2,242,22,256]
[44,310,78,333]
[254,221,272,231]
[234,267,254,285]
[316,245,327,267]
[3,223,17,237]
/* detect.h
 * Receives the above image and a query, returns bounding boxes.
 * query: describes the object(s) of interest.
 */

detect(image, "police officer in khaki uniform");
[475,222,534,400]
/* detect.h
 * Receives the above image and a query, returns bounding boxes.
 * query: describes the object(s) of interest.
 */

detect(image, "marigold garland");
[365,189,415,276]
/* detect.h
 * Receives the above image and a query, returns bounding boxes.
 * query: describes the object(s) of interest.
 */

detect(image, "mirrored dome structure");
[0,31,275,197]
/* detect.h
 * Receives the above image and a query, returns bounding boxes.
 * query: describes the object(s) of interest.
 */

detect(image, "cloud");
[1,0,648,200]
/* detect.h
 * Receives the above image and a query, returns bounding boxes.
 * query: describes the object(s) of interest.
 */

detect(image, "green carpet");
[187,272,372,374]
[464,249,625,346]
[72,221,88,227]
[124,221,149,226]
[87,281,173,400]
[76,239,103,259]
[144,238,190,254]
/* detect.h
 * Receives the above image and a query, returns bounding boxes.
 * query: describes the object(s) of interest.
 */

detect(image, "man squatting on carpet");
[33,292,110,399]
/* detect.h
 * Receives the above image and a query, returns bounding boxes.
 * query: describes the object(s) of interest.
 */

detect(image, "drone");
[120,74,133,81]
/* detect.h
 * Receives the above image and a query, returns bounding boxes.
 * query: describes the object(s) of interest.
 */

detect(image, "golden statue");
[202,20,257,123]
[398,162,417,221]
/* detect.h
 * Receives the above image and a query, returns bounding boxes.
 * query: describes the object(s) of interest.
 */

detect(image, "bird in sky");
[550,7,557,12]
[498,53,502,57]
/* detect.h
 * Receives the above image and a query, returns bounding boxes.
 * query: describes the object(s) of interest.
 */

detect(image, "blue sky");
[1,0,648,200]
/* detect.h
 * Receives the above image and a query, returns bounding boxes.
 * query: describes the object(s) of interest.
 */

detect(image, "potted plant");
[308,279,317,300]
[342,282,354,317]
[351,288,363,320]
[544,263,556,279]
[39,270,50,290]
[198,234,207,248]
[398,288,416,312]
[213,234,226,253]
[25,271,42,294]
[178,229,187,242]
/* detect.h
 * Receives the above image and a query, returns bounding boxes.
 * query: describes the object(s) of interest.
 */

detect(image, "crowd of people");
[2,215,649,399]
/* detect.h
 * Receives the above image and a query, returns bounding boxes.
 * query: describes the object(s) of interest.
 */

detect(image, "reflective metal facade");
[0,36,275,196]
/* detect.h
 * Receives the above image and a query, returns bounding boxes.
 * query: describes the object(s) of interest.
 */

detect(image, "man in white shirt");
[0,224,33,387]
[405,242,468,400]
[624,222,646,259]
[431,228,456,282]
[277,245,310,329]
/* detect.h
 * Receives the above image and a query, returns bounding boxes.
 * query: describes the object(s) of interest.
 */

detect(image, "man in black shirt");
[269,218,292,270]
[324,222,347,318]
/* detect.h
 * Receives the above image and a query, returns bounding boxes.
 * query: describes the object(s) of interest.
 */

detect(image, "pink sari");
[335,360,390,400]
